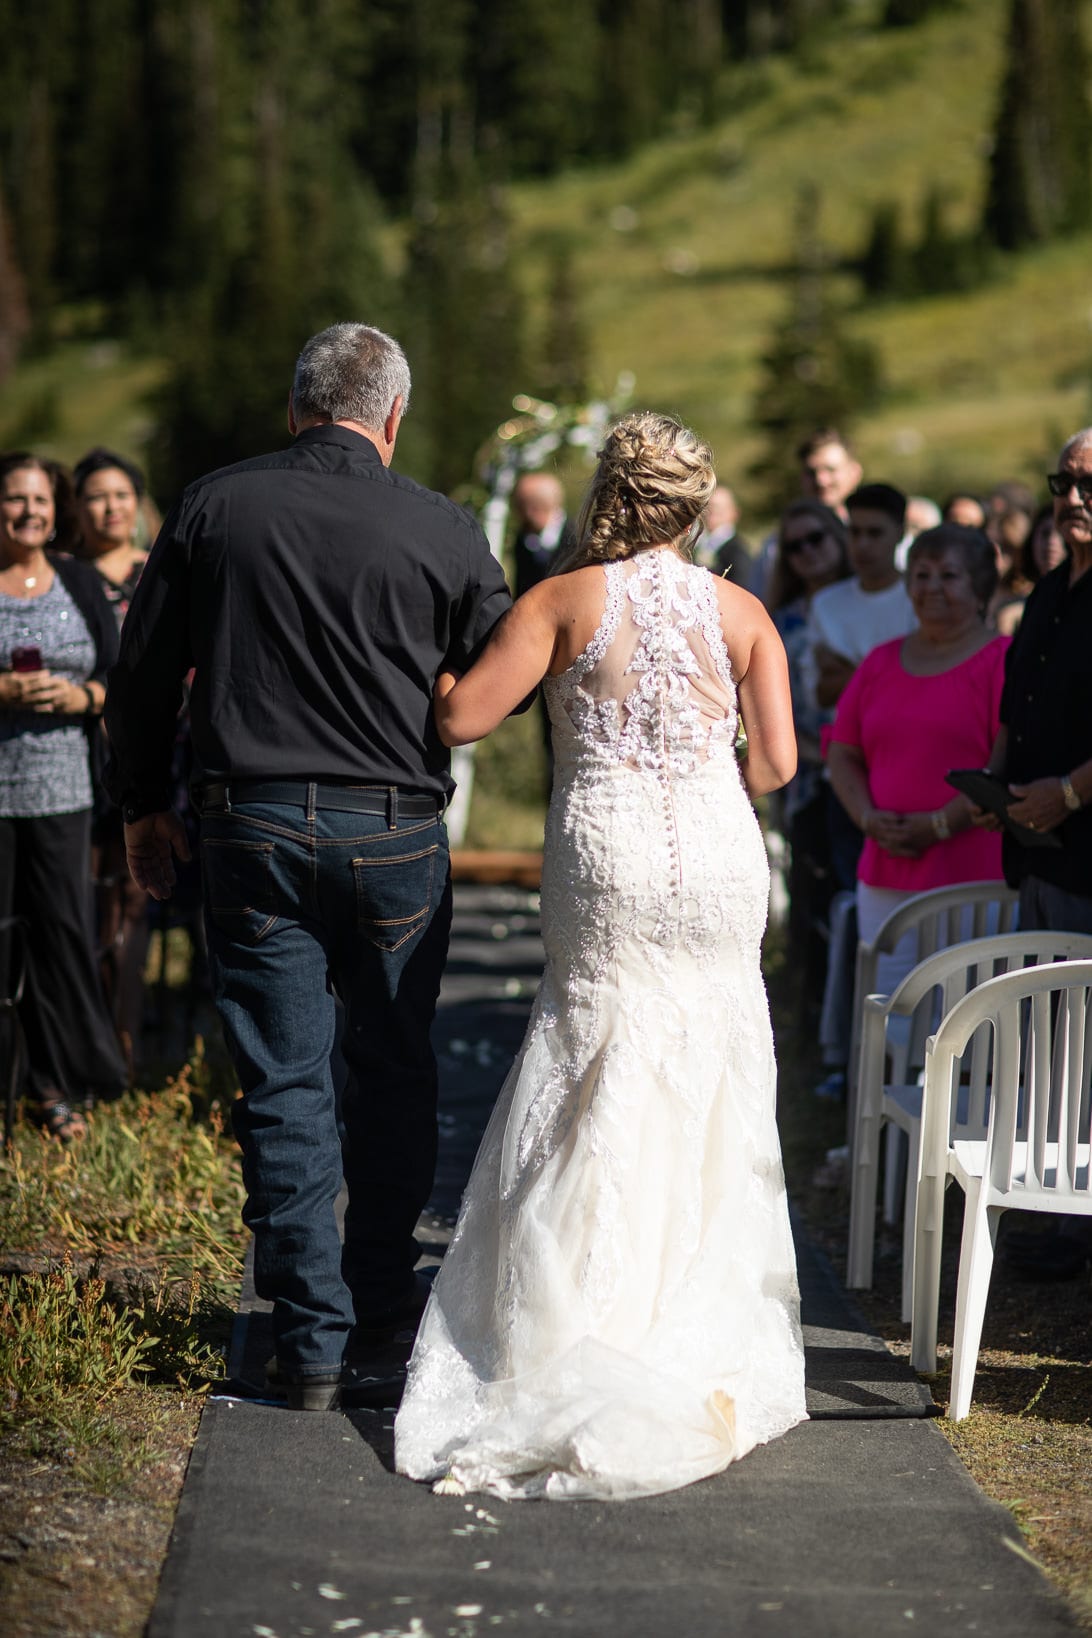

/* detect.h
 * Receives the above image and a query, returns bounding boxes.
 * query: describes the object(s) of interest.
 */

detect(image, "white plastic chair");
[845,882,1020,1218]
[910,959,1092,1420]
[846,931,1092,1321]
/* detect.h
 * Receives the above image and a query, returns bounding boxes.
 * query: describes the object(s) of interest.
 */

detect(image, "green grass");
[0,1072,245,1285]
[499,0,1092,515]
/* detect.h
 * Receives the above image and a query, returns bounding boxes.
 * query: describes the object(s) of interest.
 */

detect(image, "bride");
[394,413,807,1500]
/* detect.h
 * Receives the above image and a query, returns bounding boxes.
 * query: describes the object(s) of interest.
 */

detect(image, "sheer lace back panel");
[544,551,739,778]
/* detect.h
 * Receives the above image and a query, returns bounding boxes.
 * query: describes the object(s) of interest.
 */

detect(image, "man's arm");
[105,502,195,896]
[446,520,534,714]
[104,500,193,817]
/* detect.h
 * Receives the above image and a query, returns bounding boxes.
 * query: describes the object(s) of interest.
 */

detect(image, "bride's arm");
[435,584,559,747]
[730,601,798,798]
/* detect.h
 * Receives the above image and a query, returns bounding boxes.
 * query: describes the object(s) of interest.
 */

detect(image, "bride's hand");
[434,669,461,702]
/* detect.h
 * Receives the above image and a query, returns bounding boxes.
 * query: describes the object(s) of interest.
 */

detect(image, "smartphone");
[10,644,43,673]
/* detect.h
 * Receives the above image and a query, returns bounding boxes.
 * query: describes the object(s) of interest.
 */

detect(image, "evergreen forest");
[1,0,1091,512]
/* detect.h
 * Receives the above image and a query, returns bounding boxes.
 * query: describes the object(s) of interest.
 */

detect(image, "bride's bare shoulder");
[524,563,606,615]
[710,573,774,634]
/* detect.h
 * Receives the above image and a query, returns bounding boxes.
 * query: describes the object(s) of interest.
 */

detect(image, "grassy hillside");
[5,0,1092,523]
[503,0,1092,513]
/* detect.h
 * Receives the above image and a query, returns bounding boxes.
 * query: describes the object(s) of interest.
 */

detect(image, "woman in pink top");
[828,524,1009,994]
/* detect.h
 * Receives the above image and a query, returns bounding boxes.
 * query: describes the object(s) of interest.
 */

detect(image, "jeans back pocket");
[351,840,438,953]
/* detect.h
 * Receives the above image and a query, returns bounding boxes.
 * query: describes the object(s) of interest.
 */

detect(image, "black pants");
[0,809,127,1105]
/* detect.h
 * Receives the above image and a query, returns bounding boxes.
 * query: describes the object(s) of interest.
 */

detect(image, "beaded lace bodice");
[544,551,739,778]
[395,545,806,1502]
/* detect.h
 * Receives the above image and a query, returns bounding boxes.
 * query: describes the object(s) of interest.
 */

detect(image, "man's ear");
[287,391,298,436]
[384,395,404,448]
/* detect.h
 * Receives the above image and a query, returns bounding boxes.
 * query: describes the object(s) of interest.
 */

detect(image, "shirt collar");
[292,423,383,462]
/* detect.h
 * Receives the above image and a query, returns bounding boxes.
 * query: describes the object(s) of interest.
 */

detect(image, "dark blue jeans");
[200,799,451,1377]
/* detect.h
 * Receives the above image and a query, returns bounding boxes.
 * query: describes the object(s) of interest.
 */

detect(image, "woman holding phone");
[0,451,126,1138]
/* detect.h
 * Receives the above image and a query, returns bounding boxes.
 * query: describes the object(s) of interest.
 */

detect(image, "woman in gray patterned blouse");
[0,452,127,1139]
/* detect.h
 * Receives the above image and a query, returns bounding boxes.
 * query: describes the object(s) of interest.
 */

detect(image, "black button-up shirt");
[105,425,512,809]
[1000,558,1092,893]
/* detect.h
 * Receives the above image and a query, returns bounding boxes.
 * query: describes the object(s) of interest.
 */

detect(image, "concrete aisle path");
[149,887,1078,1638]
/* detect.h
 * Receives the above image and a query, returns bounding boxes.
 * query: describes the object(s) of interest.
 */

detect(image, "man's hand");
[1006,778,1070,835]
[124,810,192,900]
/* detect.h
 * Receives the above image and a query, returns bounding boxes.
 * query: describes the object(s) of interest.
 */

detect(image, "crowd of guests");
[694,428,1088,1121]
[2,421,1087,1159]
[0,446,173,1140]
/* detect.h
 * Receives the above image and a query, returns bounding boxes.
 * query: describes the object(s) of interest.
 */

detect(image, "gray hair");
[291,323,411,431]
[1059,426,1092,465]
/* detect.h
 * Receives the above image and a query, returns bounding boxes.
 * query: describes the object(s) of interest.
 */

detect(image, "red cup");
[11,644,43,673]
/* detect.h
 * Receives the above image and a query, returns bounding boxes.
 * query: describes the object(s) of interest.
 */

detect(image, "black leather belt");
[197,780,441,822]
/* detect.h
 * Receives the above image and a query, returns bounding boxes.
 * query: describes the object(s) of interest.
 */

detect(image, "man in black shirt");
[983,428,1092,934]
[106,322,512,1408]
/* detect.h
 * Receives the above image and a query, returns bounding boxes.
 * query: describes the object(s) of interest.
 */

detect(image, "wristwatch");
[1060,774,1082,813]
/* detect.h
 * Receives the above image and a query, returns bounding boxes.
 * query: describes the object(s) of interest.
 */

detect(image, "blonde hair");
[557,412,717,572]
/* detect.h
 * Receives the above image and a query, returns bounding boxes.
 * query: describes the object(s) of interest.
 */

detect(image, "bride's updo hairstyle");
[560,411,717,572]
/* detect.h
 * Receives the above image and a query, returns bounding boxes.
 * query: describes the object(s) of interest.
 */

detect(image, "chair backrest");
[921,959,1092,1209]
[848,882,1020,1137]
[864,931,1092,1139]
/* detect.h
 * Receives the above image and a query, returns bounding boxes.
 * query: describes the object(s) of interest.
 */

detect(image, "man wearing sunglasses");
[979,430,1092,936]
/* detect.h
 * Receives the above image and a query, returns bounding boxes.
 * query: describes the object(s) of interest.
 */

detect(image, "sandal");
[32,1094,89,1142]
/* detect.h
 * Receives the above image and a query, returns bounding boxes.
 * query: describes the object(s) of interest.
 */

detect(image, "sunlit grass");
[0,1071,244,1285]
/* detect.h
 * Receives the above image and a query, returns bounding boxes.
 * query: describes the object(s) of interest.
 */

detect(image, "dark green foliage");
[0,0,722,490]
[400,170,527,497]
[751,186,884,509]
[859,199,908,298]
[148,1,391,500]
[882,0,949,25]
[912,186,989,294]
[473,0,602,172]
[0,176,29,384]
[859,186,992,306]
[722,0,848,59]
[537,246,592,403]
[984,0,1092,251]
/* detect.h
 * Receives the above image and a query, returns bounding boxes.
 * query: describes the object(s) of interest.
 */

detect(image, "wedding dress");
[395,548,807,1500]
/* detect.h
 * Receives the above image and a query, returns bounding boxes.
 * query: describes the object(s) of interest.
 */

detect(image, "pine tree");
[473,0,601,173]
[537,246,591,403]
[859,199,909,299]
[882,0,947,24]
[598,0,670,156]
[0,174,29,384]
[401,167,526,495]
[149,0,390,499]
[984,0,1092,251]
[750,185,883,509]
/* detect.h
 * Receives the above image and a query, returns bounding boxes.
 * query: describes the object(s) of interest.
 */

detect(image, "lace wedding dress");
[395,549,807,1500]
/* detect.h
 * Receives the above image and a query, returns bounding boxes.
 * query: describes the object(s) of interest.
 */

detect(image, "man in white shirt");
[751,427,863,602]
[808,482,915,709]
